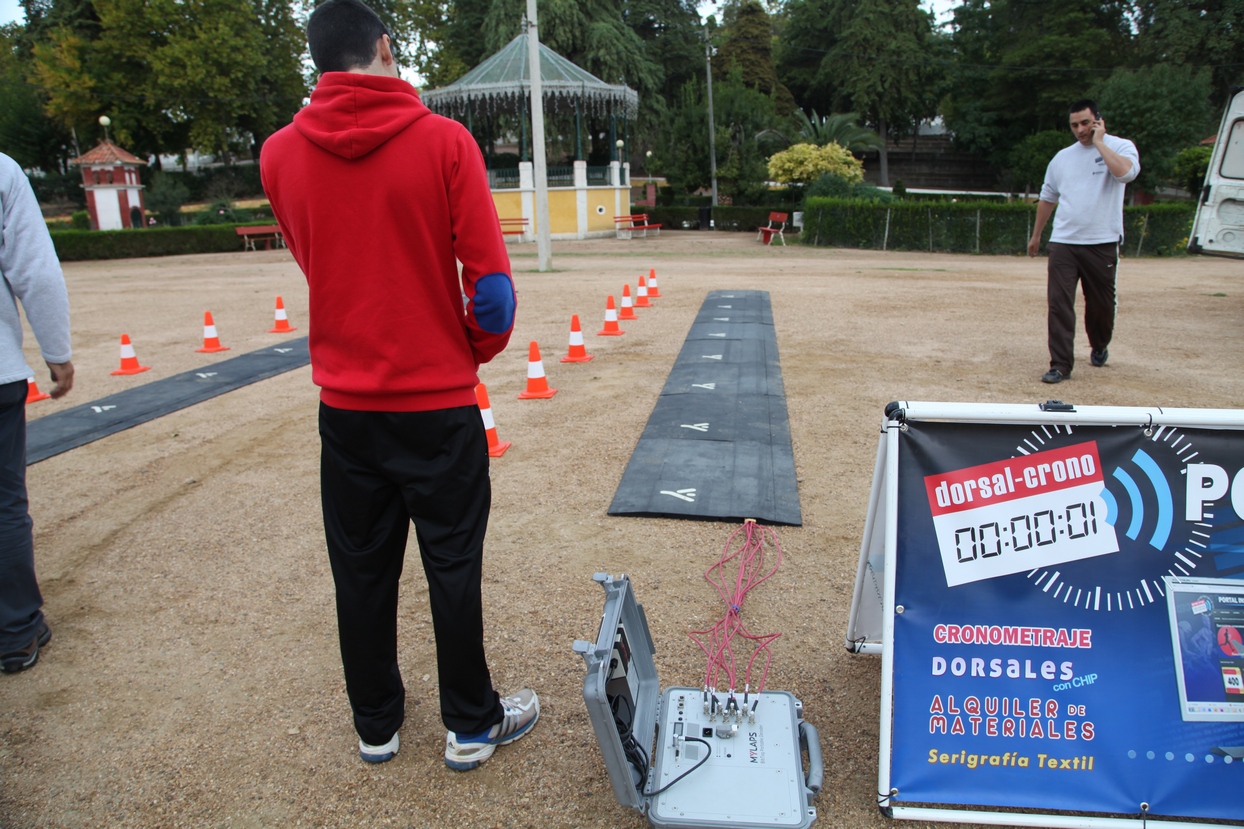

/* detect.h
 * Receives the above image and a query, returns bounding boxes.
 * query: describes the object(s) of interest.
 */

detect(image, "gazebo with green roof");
[422,33,638,165]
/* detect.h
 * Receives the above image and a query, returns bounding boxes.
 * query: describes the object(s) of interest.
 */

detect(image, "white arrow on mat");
[702,354,722,360]
[659,488,697,502]
[707,333,726,338]
[680,423,710,432]
[274,348,293,354]
[90,405,117,413]
[692,383,716,390]
[196,372,217,379]
[713,317,730,321]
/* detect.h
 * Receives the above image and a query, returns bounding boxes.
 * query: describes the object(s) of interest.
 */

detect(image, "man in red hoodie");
[260,0,535,770]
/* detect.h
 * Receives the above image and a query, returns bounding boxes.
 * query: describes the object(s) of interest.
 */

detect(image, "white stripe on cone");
[569,329,585,347]
[480,406,496,430]
[204,325,219,338]
[274,308,289,322]
[527,359,546,379]
[120,342,136,358]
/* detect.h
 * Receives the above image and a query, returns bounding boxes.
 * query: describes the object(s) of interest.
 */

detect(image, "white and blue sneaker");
[359,731,399,764]
[444,689,539,771]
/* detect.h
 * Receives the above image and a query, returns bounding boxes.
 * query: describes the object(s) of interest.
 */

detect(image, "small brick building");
[71,141,146,230]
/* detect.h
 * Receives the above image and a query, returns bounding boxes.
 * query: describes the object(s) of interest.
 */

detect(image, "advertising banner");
[890,420,1244,821]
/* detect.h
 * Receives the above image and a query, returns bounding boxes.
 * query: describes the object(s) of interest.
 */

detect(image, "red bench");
[614,214,662,239]
[757,212,788,246]
[499,217,530,240]
[236,225,284,251]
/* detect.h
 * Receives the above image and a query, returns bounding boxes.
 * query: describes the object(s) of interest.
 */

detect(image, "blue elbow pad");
[472,272,515,334]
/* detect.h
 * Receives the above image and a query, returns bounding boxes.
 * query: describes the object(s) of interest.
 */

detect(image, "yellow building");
[491,161,631,241]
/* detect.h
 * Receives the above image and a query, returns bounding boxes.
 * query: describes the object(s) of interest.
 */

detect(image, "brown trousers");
[1047,241,1118,374]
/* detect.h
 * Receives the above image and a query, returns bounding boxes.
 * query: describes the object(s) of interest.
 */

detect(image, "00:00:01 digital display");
[955,502,1100,563]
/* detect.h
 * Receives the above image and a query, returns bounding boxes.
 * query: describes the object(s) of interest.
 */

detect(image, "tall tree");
[714,0,794,113]
[30,0,307,161]
[0,23,75,171]
[783,0,940,185]
[1131,0,1244,112]
[939,0,1132,163]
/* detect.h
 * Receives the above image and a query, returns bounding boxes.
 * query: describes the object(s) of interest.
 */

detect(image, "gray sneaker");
[444,689,539,770]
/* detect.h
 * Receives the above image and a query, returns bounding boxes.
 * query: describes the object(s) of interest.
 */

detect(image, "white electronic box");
[573,573,822,829]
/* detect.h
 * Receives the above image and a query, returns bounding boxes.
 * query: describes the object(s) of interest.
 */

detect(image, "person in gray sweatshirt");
[1027,99,1140,385]
[0,151,74,673]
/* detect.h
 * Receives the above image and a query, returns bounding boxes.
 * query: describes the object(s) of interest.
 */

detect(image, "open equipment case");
[573,573,823,829]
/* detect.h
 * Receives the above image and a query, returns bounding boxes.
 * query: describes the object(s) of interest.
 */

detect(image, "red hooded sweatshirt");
[260,73,515,411]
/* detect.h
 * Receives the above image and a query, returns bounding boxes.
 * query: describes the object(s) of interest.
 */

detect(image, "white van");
[1189,87,1244,258]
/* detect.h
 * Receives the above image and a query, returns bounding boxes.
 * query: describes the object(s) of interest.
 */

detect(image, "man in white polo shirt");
[1027,99,1139,384]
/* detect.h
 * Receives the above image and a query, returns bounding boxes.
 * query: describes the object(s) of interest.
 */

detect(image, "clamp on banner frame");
[847,401,1244,829]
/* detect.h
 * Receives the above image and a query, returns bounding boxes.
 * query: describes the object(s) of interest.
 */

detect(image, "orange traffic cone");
[560,315,595,363]
[598,295,624,337]
[26,379,50,403]
[619,284,638,320]
[647,268,662,298]
[111,334,151,376]
[475,383,511,457]
[268,296,297,333]
[196,311,230,353]
[635,275,653,307]
[517,341,557,399]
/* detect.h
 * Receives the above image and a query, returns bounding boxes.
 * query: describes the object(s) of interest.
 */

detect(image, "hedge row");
[49,222,278,262]
[800,199,1195,257]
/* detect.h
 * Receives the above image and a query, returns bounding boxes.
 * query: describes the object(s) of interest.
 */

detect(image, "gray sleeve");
[1112,137,1140,184]
[1038,156,1060,204]
[0,154,72,364]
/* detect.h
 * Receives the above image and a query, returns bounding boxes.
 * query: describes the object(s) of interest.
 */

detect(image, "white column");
[574,160,587,240]
[519,161,534,240]
[609,160,620,187]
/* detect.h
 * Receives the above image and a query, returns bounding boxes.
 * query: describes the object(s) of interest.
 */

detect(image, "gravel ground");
[2,232,1242,829]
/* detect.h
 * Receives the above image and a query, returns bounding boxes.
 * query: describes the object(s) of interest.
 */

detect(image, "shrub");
[70,210,91,230]
[801,199,1193,256]
[767,142,864,186]
[804,173,892,203]
[49,222,276,261]
[192,200,253,225]
[145,172,191,226]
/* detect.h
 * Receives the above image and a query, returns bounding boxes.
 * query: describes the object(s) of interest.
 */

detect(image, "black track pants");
[319,403,502,745]
[1046,241,1118,375]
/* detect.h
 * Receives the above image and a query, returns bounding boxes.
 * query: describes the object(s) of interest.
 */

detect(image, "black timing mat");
[607,290,802,525]
[26,337,310,464]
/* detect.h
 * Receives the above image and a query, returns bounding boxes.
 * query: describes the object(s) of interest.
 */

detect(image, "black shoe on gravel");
[1041,369,1070,384]
[1091,348,1108,367]
[1,621,51,674]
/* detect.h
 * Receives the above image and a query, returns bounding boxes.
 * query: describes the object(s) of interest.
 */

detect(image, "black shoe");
[1091,348,1108,367]
[1,621,51,674]
[1041,369,1070,384]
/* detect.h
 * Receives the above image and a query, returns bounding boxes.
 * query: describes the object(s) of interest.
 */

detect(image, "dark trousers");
[1047,241,1118,374]
[0,379,43,652]
[319,403,502,745]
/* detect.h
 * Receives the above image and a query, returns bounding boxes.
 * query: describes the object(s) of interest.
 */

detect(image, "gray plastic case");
[573,573,822,829]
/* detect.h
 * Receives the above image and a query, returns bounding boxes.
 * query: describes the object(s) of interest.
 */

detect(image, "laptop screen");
[1165,576,1244,721]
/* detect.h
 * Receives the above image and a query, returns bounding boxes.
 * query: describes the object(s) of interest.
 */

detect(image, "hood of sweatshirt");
[294,73,429,160]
